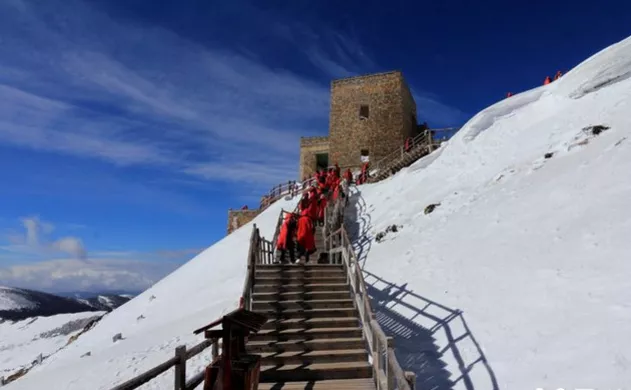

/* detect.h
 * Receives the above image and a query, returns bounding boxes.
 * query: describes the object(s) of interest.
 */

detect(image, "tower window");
[359,105,369,119]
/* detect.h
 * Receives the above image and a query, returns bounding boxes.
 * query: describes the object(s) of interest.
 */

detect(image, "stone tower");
[328,71,417,169]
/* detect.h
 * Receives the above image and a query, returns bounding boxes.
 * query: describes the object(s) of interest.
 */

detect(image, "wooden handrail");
[260,178,317,210]
[371,127,460,174]
[109,338,220,390]
[323,185,415,390]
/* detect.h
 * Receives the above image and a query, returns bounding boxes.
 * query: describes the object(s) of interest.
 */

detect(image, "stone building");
[299,70,419,179]
[226,209,261,235]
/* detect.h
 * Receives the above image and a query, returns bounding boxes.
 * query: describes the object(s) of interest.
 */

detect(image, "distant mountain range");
[0,286,136,321]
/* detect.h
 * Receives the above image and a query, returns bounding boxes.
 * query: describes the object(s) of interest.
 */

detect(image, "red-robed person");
[307,190,319,220]
[276,212,296,264]
[296,206,316,263]
[344,168,353,184]
[332,179,341,202]
[317,193,327,226]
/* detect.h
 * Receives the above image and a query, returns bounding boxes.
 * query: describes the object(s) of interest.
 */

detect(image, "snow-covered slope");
[1,312,104,380]
[0,287,100,321]
[352,36,631,388]
[7,197,297,389]
[79,295,131,311]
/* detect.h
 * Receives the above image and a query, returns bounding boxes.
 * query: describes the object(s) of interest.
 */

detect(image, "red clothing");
[276,214,295,250]
[318,195,328,221]
[296,215,315,252]
[307,196,319,220]
[344,169,352,183]
[554,71,563,80]
[544,76,552,85]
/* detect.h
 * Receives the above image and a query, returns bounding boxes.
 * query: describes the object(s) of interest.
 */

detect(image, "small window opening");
[359,105,369,119]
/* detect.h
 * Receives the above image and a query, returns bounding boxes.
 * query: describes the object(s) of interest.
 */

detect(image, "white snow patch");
[1,312,104,376]
[0,287,38,311]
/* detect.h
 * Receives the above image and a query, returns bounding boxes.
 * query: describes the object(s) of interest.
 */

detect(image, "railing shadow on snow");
[344,188,373,267]
[363,270,499,390]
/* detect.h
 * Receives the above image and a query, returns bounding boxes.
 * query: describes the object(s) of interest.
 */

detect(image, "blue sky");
[0,0,629,293]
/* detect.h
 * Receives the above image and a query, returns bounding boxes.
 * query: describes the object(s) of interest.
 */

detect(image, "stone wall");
[328,71,417,169]
[299,136,329,180]
[227,209,261,235]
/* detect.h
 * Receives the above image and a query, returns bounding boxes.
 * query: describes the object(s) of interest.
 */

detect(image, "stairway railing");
[260,177,316,210]
[323,187,416,390]
[109,338,220,390]
[241,224,275,310]
[369,127,460,182]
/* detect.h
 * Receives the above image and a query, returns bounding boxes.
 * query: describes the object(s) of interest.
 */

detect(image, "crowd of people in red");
[277,163,353,264]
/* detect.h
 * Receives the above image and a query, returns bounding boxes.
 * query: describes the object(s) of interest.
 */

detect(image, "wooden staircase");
[247,263,375,389]
[369,145,433,183]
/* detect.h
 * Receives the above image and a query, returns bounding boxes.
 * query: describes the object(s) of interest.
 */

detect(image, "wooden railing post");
[174,345,186,390]
[212,339,219,360]
[405,371,416,390]
[386,338,394,390]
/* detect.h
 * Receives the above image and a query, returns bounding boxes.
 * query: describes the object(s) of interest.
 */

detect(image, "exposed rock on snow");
[424,203,440,214]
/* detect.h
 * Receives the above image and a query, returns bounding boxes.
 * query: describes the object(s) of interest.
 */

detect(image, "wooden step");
[259,361,372,382]
[251,327,362,342]
[256,276,348,284]
[257,308,357,320]
[257,378,376,390]
[246,337,366,353]
[253,299,354,311]
[254,283,349,293]
[253,291,350,301]
[261,317,359,331]
[257,264,343,270]
[259,349,368,366]
[255,269,345,277]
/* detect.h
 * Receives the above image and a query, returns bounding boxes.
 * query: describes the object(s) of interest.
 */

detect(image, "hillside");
[0,287,101,321]
[353,35,631,389]
[5,35,631,390]
[73,294,133,312]
[7,197,297,390]
[1,311,104,381]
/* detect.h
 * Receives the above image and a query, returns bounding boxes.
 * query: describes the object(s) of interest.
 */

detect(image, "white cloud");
[0,0,467,187]
[0,0,336,186]
[51,237,87,260]
[5,216,87,260]
[0,258,178,293]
